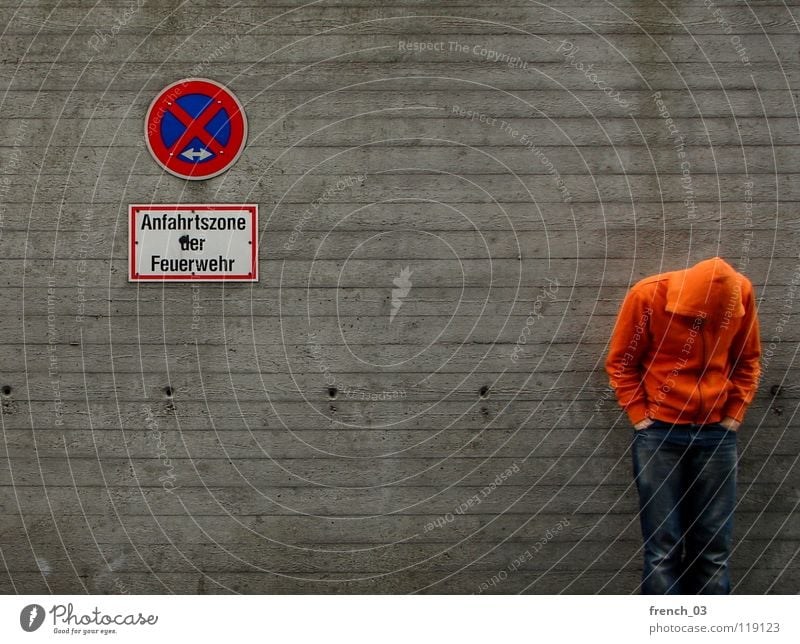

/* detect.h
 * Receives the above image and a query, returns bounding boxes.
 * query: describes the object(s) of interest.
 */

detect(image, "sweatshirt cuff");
[722,398,748,423]
[625,401,648,426]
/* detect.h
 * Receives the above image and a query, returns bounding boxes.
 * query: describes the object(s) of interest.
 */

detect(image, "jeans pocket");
[633,419,663,434]
[702,423,738,443]
[715,422,738,436]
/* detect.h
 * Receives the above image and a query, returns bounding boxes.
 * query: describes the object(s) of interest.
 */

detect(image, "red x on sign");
[145,78,247,180]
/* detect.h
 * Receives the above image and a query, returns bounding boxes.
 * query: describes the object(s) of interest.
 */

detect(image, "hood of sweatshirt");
[664,256,745,321]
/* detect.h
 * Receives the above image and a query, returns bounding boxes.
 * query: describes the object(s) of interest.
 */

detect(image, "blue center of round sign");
[159,94,232,164]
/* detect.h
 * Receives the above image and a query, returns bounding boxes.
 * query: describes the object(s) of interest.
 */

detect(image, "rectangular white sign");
[1,596,798,643]
[129,204,258,282]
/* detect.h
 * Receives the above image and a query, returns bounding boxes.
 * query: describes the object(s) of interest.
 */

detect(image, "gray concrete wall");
[0,0,798,593]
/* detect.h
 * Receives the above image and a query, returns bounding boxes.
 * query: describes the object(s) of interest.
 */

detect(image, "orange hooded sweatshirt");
[605,257,761,425]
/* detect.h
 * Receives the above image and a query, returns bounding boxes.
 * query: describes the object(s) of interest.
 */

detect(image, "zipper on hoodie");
[697,321,705,424]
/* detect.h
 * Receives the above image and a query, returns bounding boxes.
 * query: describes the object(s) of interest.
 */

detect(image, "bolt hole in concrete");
[770,384,782,397]
[1,385,11,396]
[328,387,338,399]
[479,385,490,399]
[164,386,174,398]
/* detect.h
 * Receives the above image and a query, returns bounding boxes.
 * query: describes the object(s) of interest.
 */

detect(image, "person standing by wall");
[605,257,762,594]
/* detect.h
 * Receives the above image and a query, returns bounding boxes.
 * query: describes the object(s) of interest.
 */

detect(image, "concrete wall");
[0,0,798,593]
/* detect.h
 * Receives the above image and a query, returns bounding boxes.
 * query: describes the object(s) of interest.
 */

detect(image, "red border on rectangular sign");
[129,204,258,282]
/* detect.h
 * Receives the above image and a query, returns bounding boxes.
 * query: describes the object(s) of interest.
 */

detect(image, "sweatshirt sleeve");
[722,283,761,422]
[605,286,653,425]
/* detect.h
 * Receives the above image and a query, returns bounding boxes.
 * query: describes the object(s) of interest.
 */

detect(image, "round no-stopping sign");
[145,78,247,180]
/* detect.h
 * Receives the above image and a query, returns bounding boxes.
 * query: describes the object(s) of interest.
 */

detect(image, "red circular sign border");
[144,78,248,181]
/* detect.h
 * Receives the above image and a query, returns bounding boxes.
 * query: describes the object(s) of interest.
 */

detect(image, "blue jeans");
[631,420,738,594]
